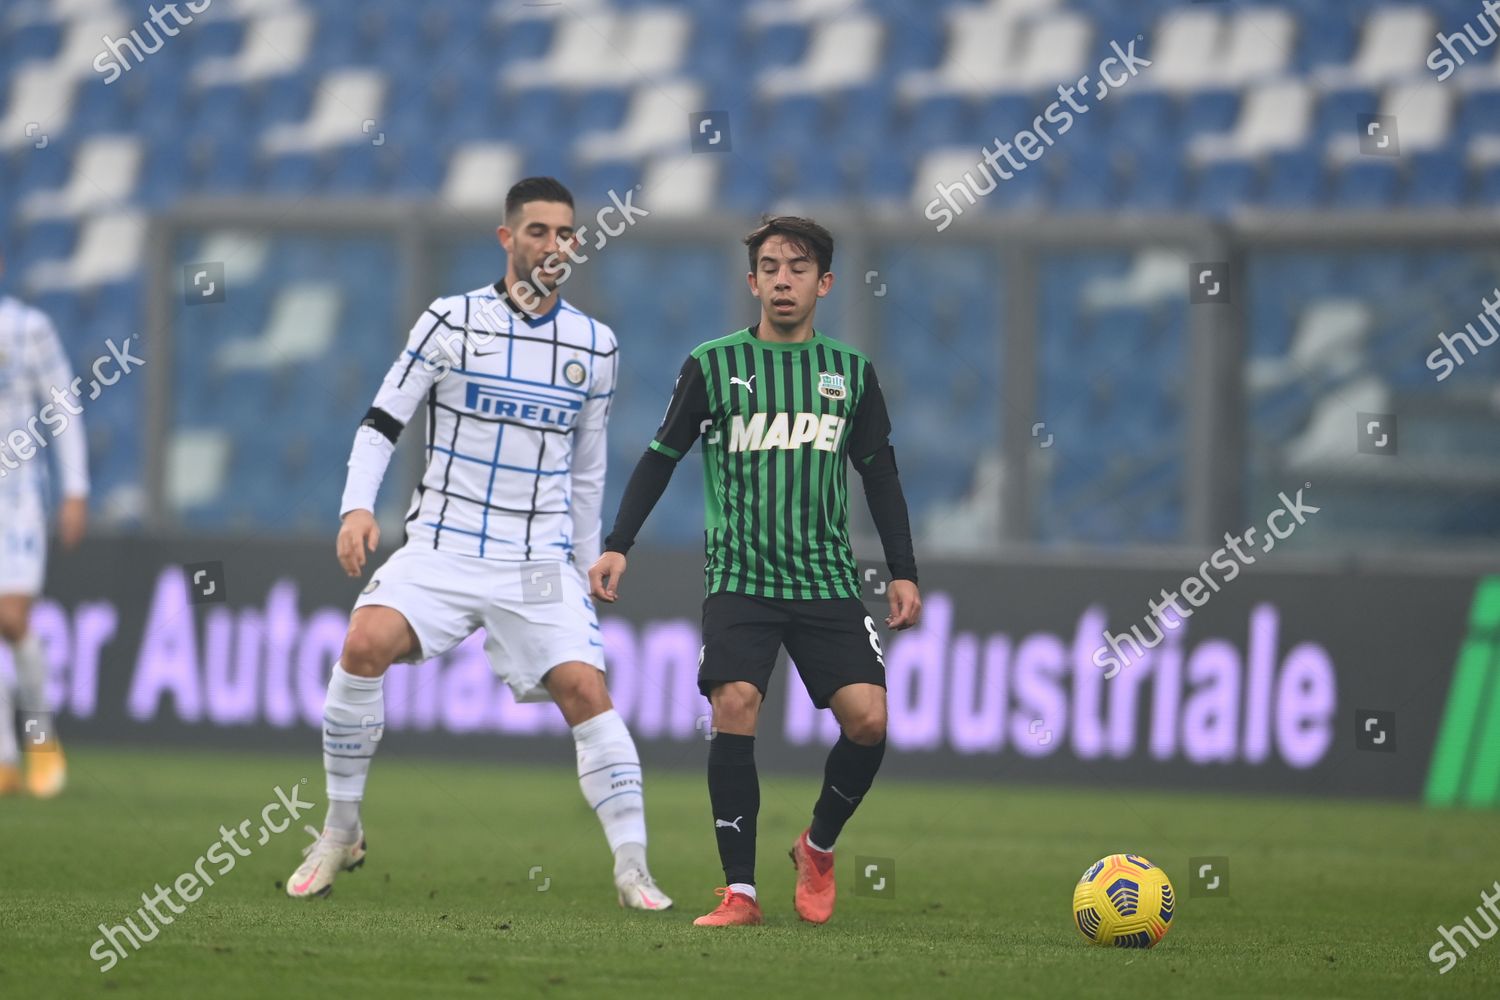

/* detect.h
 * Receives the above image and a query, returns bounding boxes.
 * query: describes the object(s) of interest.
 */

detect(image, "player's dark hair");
[505,177,574,220]
[743,216,834,276]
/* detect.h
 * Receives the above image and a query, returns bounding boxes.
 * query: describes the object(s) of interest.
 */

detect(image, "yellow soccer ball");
[1071,854,1175,948]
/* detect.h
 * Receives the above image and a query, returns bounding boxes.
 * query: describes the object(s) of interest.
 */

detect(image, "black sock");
[809,735,886,850]
[707,732,759,886]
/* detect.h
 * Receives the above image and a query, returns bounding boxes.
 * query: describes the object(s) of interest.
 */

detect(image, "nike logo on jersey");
[729,375,756,393]
[715,816,744,832]
[727,412,845,453]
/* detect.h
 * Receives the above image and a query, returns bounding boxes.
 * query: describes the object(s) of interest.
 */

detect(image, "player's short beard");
[510,251,559,309]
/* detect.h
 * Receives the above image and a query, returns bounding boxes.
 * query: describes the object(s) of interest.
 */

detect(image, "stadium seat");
[0,0,1492,540]
[1262,149,1325,207]
[1330,158,1400,208]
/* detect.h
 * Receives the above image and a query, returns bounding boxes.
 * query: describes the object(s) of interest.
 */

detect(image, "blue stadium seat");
[1476,163,1500,204]
[8,21,63,62]
[577,161,641,203]
[884,9,945,73]
[721,155,771,212]
[1107,93,1177,153]
[19,220,76,263]
[970,95,1030,150]
[1296,9,1359,72]
[748,24,807,73]
[188,19,244,60]
[1406,149,1468,205]
[1194,159,1260,215]
[830,85,893,148]
[1455,89,1500,141]
[257,75,313,127]
[1331,159,1400,208]
[1120,147,1184,210]
[262,152,322,195]
[326,144,383,194]
[757,94,825,152]
[1053,151,1117,213]
[1314,87,1379,141]
[382,139,445,195]
[1262,150,1325,206]
[571,88,630,134]
[1180,91,1240,137]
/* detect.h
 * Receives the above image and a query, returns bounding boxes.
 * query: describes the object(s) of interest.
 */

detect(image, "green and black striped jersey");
[649,326,892,599]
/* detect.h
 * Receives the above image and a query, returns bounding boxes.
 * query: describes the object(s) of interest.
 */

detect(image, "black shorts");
[698,591,887,710]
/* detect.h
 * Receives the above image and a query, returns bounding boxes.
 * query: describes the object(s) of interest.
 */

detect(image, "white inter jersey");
[0,294,89,503]
[342,282,617,567]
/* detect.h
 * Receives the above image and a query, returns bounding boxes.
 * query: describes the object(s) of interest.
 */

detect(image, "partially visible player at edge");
[0,248,89,798]
[589,216,921,926]
[286,177,671,910]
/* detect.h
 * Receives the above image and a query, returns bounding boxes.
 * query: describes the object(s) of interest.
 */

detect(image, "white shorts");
[0,495,46,596]
[353,544,605,703]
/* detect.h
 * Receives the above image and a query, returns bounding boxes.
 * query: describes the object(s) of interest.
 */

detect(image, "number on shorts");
[864,616,884,661]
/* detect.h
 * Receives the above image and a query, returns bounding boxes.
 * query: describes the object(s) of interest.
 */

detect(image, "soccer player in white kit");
[0,251,89,797]
[287,179,671,909]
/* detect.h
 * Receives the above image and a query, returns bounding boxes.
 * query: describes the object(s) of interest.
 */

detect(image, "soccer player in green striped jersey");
[589,217,922,926]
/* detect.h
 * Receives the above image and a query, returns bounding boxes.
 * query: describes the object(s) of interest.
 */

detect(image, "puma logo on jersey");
[729,375,756,393]
[727,411,845,453]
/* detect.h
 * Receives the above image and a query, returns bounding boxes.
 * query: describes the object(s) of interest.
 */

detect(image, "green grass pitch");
[1,746,1496,999]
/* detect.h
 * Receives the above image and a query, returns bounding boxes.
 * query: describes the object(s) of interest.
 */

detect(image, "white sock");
[806,835,833,854]
[322,663,383,835]
[613,841,647,877]
[12,633,49,715]
[573,709,648,861]
[729,882,757,900]
[0,674,17,765]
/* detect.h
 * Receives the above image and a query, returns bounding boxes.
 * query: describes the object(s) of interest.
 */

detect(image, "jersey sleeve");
[569,329,617,569]
[845,361,893,464]
[340,301,449,516]
[25,310,90,498]
[646,353,710,461]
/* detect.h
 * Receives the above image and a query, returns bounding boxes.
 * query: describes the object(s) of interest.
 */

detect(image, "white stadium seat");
[23,135,143,218]
[27,212,147,290]
[760,14,884,96]
[1192,80,1312,161]
[440,143,523,210]
[0,65,76,152]
[218,283,342,371]
[1219,7,1295,86]
[1140,8,1224,91]
[503,6,690,90]
[1316,6,1434,87]
[576,81,704,163]
[196,9,315,85]
[262,69,387,154]
[640,155,718,216]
